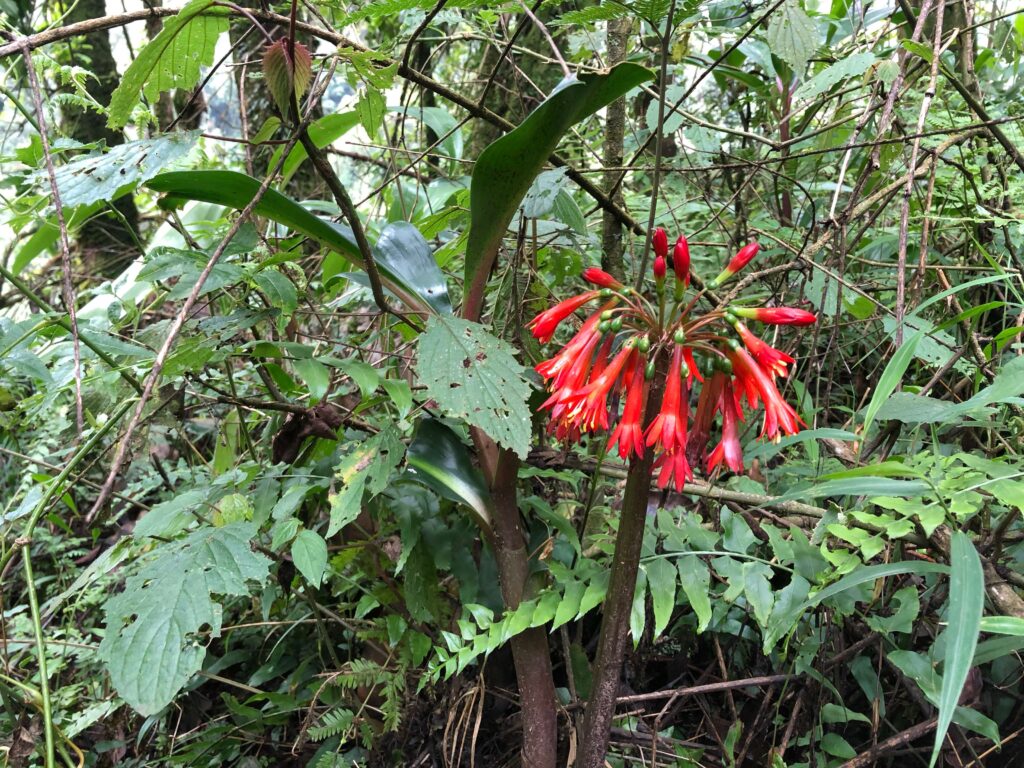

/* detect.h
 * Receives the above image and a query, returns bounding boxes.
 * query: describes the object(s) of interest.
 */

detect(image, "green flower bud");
[637,336,651,354]
[610,317,623,331]
[673,328,686,345]
[645,360,656,380]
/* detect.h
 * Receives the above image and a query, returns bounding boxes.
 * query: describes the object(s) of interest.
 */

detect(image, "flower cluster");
[529,229,816,492]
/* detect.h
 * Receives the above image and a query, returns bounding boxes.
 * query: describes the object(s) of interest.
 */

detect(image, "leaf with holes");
[99,523,272,715]
[416,316,532,458]
[31,132,197,210]
[107,0,229,128]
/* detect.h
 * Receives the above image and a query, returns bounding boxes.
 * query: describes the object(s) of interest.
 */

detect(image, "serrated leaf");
[253,268,298,317]
[108,0,229,128]
[766,0,818,73]
[31,132,197,209]
[794,51,875,102]
[291,528,328,588]
[99,523,271,715]
[416,315,532,458]
[357,88,386,138]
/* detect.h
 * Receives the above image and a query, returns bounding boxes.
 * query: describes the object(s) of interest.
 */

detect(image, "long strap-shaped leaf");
[463,63,654,319]
[146,170,451,315]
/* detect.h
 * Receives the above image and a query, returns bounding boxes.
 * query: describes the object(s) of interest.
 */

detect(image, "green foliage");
[99,522,272,715]
[107,0,229,128]
[416,315,533,458]
[766,0,818,73]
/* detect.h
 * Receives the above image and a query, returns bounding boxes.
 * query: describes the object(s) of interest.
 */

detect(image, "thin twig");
[20,42,83,435]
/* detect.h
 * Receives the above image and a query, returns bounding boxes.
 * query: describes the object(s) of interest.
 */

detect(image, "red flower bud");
[652,227,668,259]
[653,255,667,280]
[673,235,690,287]
[713,242,759,286]
[731,306,817,326]
[582,267,623,289]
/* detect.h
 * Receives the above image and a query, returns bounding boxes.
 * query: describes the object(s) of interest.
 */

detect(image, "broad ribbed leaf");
[766,0,818,73]
[328,427,404,537]
[108,0,229,128]
[146,171,451,314]
[416,316,532,458]
[463,63,653,316]
[31,132,196,209]
[99,523,271,715]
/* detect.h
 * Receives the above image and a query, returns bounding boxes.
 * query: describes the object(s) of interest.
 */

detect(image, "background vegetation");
[2,0,1024,766]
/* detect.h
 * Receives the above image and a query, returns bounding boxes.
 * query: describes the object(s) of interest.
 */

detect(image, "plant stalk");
[577,360,665,766]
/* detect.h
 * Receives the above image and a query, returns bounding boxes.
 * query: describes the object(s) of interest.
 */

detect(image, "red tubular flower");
[673,235,690,288]
[539,332,601,416]
[607,359,647,459]
[564,344,635,432]
[734,320,794,379]
[582,267,623,289]
[645,345,688,454]
[535,301,614,387]
[713,242,759,286]
[652,227,668,259]
[528,290,600,343]
[682,347,703,385]
[732,306,817,326]
[655,448,692,492]
[728,347,802,439]
[687,368,726,466]
[708,379,744,473]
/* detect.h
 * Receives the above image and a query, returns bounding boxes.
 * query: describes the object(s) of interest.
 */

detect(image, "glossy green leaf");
[930,532,984,767]
[463,63,653,315]
[677,556,712,632]
[146,171,451,314]
[406,418,493,530]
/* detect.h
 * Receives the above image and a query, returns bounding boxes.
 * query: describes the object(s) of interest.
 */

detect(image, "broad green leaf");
[253,268,298,318]
[270,111,360,183]
[463,63,653,314]
[293,358,330,402]
[865,586,920,635]
[630,568,647,644]
[31,132,196,209]
[406,418,493,530]
[677,556,712,632]
[416,315,532,458]
[100,523,271,715]
[357,88,387,137]
[793,51,875,102]
[108,0,229,128]
[861,330,922,443]
[743,562,775,628]
[291,529,328,588]
[820,733,857,759]
[328,427,404,537]
[212,409,241,476]
[930,532,984,767]
[146,172,451,314]
[762,575,811,653]
[645,558,677,638]
[766,0,818,73]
